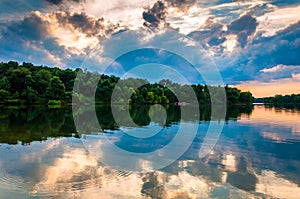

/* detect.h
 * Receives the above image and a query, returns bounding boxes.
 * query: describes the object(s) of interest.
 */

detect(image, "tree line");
[0,61,254,105]
[264,94,300,105]
[0,61,75,105]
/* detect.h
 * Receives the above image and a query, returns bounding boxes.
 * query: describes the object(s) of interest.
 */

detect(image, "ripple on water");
[0,165,134,197]
[0,167,31,191]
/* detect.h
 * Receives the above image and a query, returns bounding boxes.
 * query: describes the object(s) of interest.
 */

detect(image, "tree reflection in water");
[0,105,300,198]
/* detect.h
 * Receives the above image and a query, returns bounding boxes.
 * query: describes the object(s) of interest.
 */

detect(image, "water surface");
[0,105,300,198]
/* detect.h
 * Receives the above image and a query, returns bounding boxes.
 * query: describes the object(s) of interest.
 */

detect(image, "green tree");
[146,92,155,104]
[226,87,240,104]
[34,69,51,95]
[21,87,38,103]
[46,76,66,100]
[11,91,20,99]
[161,95,169,104]
[57,69,76,91]
[0,89,9,103]
[274,95,283,104]
[0,77,10,90]
[8,67,31,94]
[239,91,254,104]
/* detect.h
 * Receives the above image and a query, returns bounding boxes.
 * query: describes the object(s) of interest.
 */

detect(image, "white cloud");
[260,64,286,73]
[166,0,265,35]
[222,34,238,52]
[259,65,300,81]
[75,0,156,29]
[256,5,300,37]
[166,6,210,34]
[209,0,265,10]
[292,73,300,81]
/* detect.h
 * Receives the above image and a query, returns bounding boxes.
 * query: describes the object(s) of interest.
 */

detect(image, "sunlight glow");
[237,79,300,98]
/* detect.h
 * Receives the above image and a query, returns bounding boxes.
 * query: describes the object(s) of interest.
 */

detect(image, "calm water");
[0,105,300,198]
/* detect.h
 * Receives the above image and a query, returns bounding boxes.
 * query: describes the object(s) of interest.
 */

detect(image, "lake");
[0,104,300,198]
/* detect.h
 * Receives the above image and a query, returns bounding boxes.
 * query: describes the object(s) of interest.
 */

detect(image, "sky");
[0,0,300,97]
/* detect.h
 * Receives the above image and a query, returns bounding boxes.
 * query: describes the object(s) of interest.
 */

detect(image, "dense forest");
[0,61,254,105]
[0,61,75,105]
[264,94,300,105]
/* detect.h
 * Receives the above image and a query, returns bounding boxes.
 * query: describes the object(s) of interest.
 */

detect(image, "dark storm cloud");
[142,0,198,28]
[249,21,300,68]
[3,12,49,41]
[2,11,120,42]
[0,31,61,67]
[0,12,68,66]
[144,0,258,49]
[45,0,63,5]
[56,12,103,36]
[188,17,226,50]
[221,21,300,83]
[0,9,122,67]
[228,14,257,34]
[228,14,258,48]
[143,1,168,28]
[44,0,84,5]
[43,37,67,55]
[55,12,120,37]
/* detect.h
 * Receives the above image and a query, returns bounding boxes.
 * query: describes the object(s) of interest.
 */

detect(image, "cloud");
[0,11,65,66]
[188,17,226,51]
[217,20,300,84]
[227,14,258,48]
[77,0,156,30]
[142,0,199,30]
[0,0,299,92]
[207,1,265,24]
[167,0,197,12]
[44,0,84,5]
[54,11,119,37]
[43,37,67,57]
[47,11,122,55]
[237,77,300,97]
[188,13,257,52]
[247,21,300,69]
[3,11,49,41]
[45,0,63,4]
[260,64,285,73]
[256,4,300,37]
[258,64,300,81]
[0,10,123,67]
[292,73,300,81]
[143,1,168,28]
